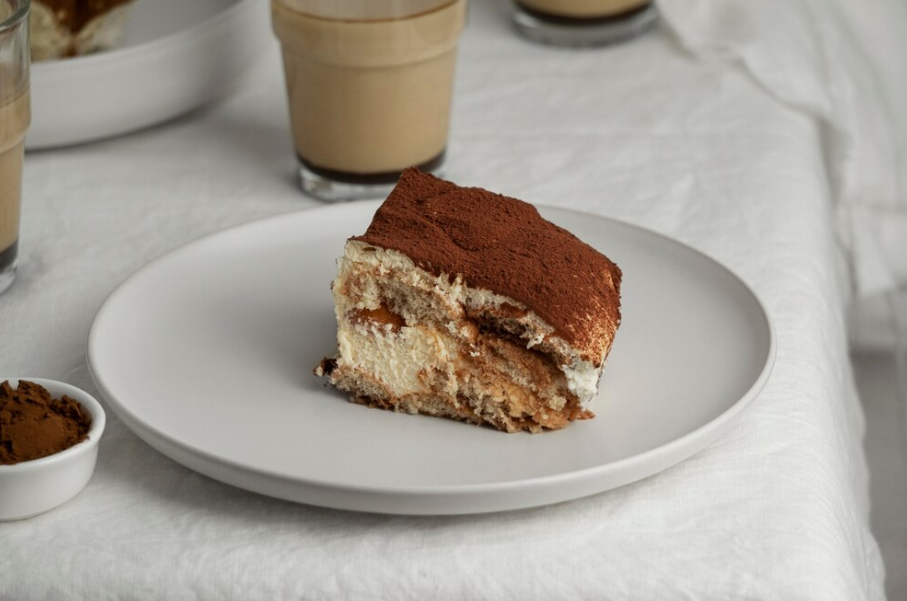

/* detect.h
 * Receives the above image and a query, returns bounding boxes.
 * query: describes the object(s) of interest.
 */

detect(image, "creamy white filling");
[338,321,458,398]
[562,361,601,406]
[29,2,133,61]
[29,2,72,61]
[335,241,607,408]
[75,4,133,55]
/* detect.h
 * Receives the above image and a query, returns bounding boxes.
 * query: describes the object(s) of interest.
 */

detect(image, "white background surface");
[0,0,888,598]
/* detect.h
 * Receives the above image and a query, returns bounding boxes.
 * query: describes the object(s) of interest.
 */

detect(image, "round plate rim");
[87,203,776,509]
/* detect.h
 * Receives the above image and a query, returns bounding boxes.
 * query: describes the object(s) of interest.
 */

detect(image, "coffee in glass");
[271,0,467,202]
[0,0,30,294]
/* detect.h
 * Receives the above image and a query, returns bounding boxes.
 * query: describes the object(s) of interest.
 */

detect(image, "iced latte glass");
[0,0,29,294]
[512,0,657,47]
[271,0,467,202]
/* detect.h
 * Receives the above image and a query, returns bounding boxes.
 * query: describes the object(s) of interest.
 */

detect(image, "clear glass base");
[0,257,17,295]
[512,2,658,47]
[298,155,448,203]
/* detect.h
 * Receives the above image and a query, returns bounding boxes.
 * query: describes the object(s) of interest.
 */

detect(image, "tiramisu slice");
[316,169,622,433]
[30,0,135,61]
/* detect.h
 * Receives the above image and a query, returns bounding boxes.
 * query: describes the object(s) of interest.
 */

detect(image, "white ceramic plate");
[88,203,775,515]
[27,0,270,150]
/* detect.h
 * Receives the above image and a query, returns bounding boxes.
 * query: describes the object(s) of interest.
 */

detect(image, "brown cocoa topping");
[315,358,338,378]
[354,168,622,360]
[0,380,91,465]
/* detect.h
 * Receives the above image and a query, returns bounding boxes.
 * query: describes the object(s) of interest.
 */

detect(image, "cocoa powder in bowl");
[0,380,92,465]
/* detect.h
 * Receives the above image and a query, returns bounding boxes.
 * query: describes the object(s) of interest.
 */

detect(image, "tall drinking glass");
[271,0,467,202]
[0,0,29,294]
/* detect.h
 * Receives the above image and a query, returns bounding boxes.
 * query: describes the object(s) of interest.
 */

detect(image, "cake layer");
[316,169,622,433]
[33,0,133,33]
[317,241,597,433]
[354,168,622,367]
[30,0,133,60]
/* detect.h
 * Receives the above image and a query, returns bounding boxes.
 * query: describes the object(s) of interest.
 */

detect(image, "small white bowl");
[0,378,106,521]
[27,0,271,149]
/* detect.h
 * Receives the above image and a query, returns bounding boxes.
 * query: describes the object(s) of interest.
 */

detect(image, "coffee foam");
[274,0,453,20]
[519,0,649,18]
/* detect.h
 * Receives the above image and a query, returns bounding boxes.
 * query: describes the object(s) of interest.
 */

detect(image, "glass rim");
[0,0,29,34]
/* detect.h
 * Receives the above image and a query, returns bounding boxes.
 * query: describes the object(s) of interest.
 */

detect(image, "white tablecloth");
[661,0,907,351]
[0,0,886,599]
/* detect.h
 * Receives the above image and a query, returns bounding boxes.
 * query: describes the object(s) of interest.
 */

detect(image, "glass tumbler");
[271,0,467,202]
[0,0,29,294]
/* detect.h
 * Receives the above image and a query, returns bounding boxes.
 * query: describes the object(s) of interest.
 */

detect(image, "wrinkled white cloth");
[659,0,907,348]
[0,0,885,599]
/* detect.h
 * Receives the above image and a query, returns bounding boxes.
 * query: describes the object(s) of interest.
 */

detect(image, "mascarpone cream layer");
[334,240,604,406]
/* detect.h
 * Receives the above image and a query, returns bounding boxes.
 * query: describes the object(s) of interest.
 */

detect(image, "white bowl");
[0,378,106,521]
[26,0,271,150]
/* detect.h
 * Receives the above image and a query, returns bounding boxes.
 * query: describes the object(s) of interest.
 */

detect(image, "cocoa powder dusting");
[354,168,622,363]
[0,380,91,465]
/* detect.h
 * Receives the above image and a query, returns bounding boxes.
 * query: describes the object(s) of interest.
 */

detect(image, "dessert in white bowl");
[30,0,137,61]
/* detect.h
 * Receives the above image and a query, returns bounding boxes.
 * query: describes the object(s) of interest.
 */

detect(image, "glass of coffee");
[512,0,657,47]
[271,0,467,202]
[0,0,29,294]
